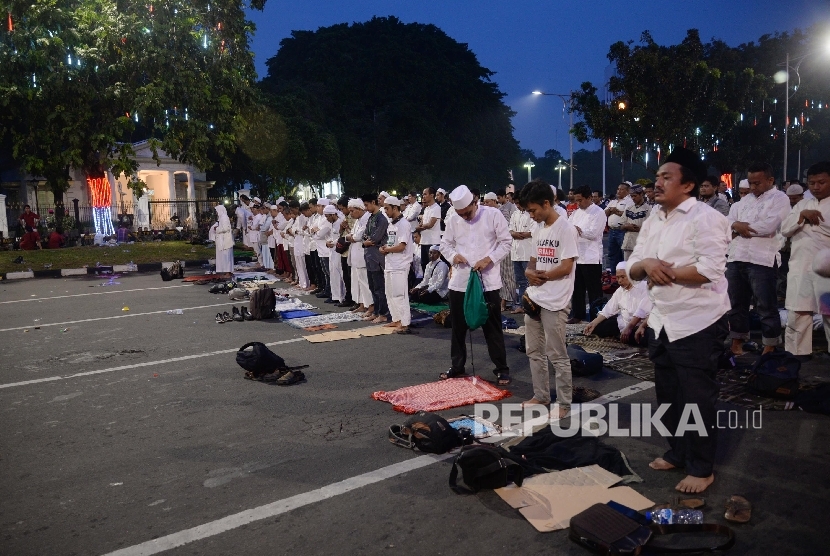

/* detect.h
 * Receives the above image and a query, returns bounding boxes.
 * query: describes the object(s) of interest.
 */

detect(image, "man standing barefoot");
[628,148,730,494]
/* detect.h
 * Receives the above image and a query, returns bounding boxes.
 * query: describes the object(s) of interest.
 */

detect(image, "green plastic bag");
[464,270,489,330]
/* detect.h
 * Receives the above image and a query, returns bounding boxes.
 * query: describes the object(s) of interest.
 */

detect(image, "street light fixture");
[555,160,567,189]
[523,160,535,182]
[532,91,574,191]
[778,36,830,182]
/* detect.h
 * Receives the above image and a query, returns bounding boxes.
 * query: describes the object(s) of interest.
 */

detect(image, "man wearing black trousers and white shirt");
[567,185,606,323]
[439,185,513,385]
[628,147,730,494]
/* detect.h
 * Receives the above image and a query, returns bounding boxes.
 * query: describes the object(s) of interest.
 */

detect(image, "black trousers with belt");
[647,316,727,478]
[571,263,603,320]
[448,289,508,374]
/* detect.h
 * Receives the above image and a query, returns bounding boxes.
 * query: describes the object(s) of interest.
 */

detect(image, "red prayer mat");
[372,376,512,414]
[182,273,233,283]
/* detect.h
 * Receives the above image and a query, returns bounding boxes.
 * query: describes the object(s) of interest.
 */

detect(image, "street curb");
[1,257,256,281]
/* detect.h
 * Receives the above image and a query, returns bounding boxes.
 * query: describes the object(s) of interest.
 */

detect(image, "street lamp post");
[555,160,567,189]
[533,91,574,191]
[524,160,535,182]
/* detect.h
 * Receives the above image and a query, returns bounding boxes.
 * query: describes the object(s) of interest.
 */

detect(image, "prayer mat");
[409,302,449,314]
[607,356,656,382]
[303,324,338,332]
[280,310,320,319]
[566,323,589,337]
[284,311,363,329]
[183,273,233,283]
[372,375,512,414]
[274,301,315,313]
[448,415,502,439]
[716,367,830,411]
[568,336,647,363]
[274,287,312,298]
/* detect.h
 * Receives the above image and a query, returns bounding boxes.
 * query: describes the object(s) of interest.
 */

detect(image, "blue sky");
[247,1,829,157]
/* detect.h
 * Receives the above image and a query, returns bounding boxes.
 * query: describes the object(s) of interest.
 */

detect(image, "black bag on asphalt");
[568,344,603,377]
[388,411,462,454]
[235,342,308,380]
[248,287,276,320]
[236,342,286,377]
[569,502,736,555]
[449,444,524,494]
[747,350,800,399]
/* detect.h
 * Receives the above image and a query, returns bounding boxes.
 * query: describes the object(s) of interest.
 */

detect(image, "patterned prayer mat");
[274,287,313,298]
[183,273,233,283]
[372,375,512,414]
[409,302,449,314]
[283,311,364,329]
[274,301,315,313]
[717,368,830,411]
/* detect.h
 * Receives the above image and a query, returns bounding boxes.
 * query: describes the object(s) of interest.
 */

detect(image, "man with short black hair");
[700,176,730,216]
[436,188,450,231]
[415,186,441,272]
[621,185,651,261]
[497,188,516,221]
[567,185,606,323]
[726,162,790,356]
[403,191,422,225]
[643,182,656,205]
[362,193,390,323]
[628,147,730,494]
[605,182,633,272]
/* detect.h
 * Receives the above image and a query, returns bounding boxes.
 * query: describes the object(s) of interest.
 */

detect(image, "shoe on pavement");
[241,306,253,321]
[232,306,245,322]
[215,312,225,324]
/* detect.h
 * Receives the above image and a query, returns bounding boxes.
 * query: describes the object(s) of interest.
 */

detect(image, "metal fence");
[4,199,232,237]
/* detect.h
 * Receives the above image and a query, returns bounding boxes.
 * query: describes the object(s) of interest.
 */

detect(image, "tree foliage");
[0,0,266,201]
[260,16,519,193]
[571,27,830,175]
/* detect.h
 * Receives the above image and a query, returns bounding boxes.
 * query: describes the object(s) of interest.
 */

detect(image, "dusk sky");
[247,1,829,158]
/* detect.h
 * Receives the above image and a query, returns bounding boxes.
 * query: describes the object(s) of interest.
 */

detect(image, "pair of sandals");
[243,369,306,386]
[438,368,512,385]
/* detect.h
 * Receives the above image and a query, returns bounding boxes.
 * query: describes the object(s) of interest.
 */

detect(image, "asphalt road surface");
[1,272,827,555]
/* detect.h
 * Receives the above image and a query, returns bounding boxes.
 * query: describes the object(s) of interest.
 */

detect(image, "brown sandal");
[724,495,751,523]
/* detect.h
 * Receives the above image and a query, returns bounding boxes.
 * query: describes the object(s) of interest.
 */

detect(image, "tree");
[0,0,267,211]
[571,30,768,174]
[260,16,519,193]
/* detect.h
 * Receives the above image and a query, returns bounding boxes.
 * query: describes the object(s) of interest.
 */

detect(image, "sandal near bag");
[276,370,306,386]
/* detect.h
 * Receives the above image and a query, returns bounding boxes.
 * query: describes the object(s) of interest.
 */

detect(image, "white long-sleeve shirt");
[313,216,333,257]
[569,203,606,265]
[416,259,449,298]
[599,281,652,332]
[509,210,537,262]
[727,188,791,267]
[627,197,731,342]
[440,205,512,292]
[403,201,422,223]
[781,195,830,312]
[348,212,370,268]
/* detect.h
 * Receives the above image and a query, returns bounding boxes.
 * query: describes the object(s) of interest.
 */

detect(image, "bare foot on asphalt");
[649,457,677,471]
[676,474,714,493]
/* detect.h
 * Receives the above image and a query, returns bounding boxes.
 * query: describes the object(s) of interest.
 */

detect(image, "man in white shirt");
[621,185,651,261]
[312,199,333,300]
[322,204,346,304]
[403,191,422,224]
[410,245,449,304]
[248,201,264,265]
[509,198,537,314]
[521,180,579,417]
[568,185,607,323]
[439,185,513,384]
[484,192,517,310]
[380,196,413,333]
[628,147,730,494]
[415,187,442,272]
[584,262,651,345]
[781,161,830,359]
[346,199,373,314]
[726,162,791,356]
[605,182,633,273]
[235,194,253,248]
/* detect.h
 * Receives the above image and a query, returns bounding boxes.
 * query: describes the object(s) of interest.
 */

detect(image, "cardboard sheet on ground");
[495,465,653,532]
[304,330,362,343]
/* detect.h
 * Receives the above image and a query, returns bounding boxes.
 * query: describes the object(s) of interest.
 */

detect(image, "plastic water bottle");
[646,508,704,525]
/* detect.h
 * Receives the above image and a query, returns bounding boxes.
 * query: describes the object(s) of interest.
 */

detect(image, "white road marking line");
[0,317,437,389]
[0,338,305,390]
[101,454,453,556]
[100,381,651,556]
[0,284,194,304]
[0,302,230,333]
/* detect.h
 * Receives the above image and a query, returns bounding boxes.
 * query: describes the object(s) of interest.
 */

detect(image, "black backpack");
[568,344,603,377]
[388,411,463,454]
[747,351,800,399]
[248,287,276,320]
[235,342,307,379]
[449,444,524,494]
